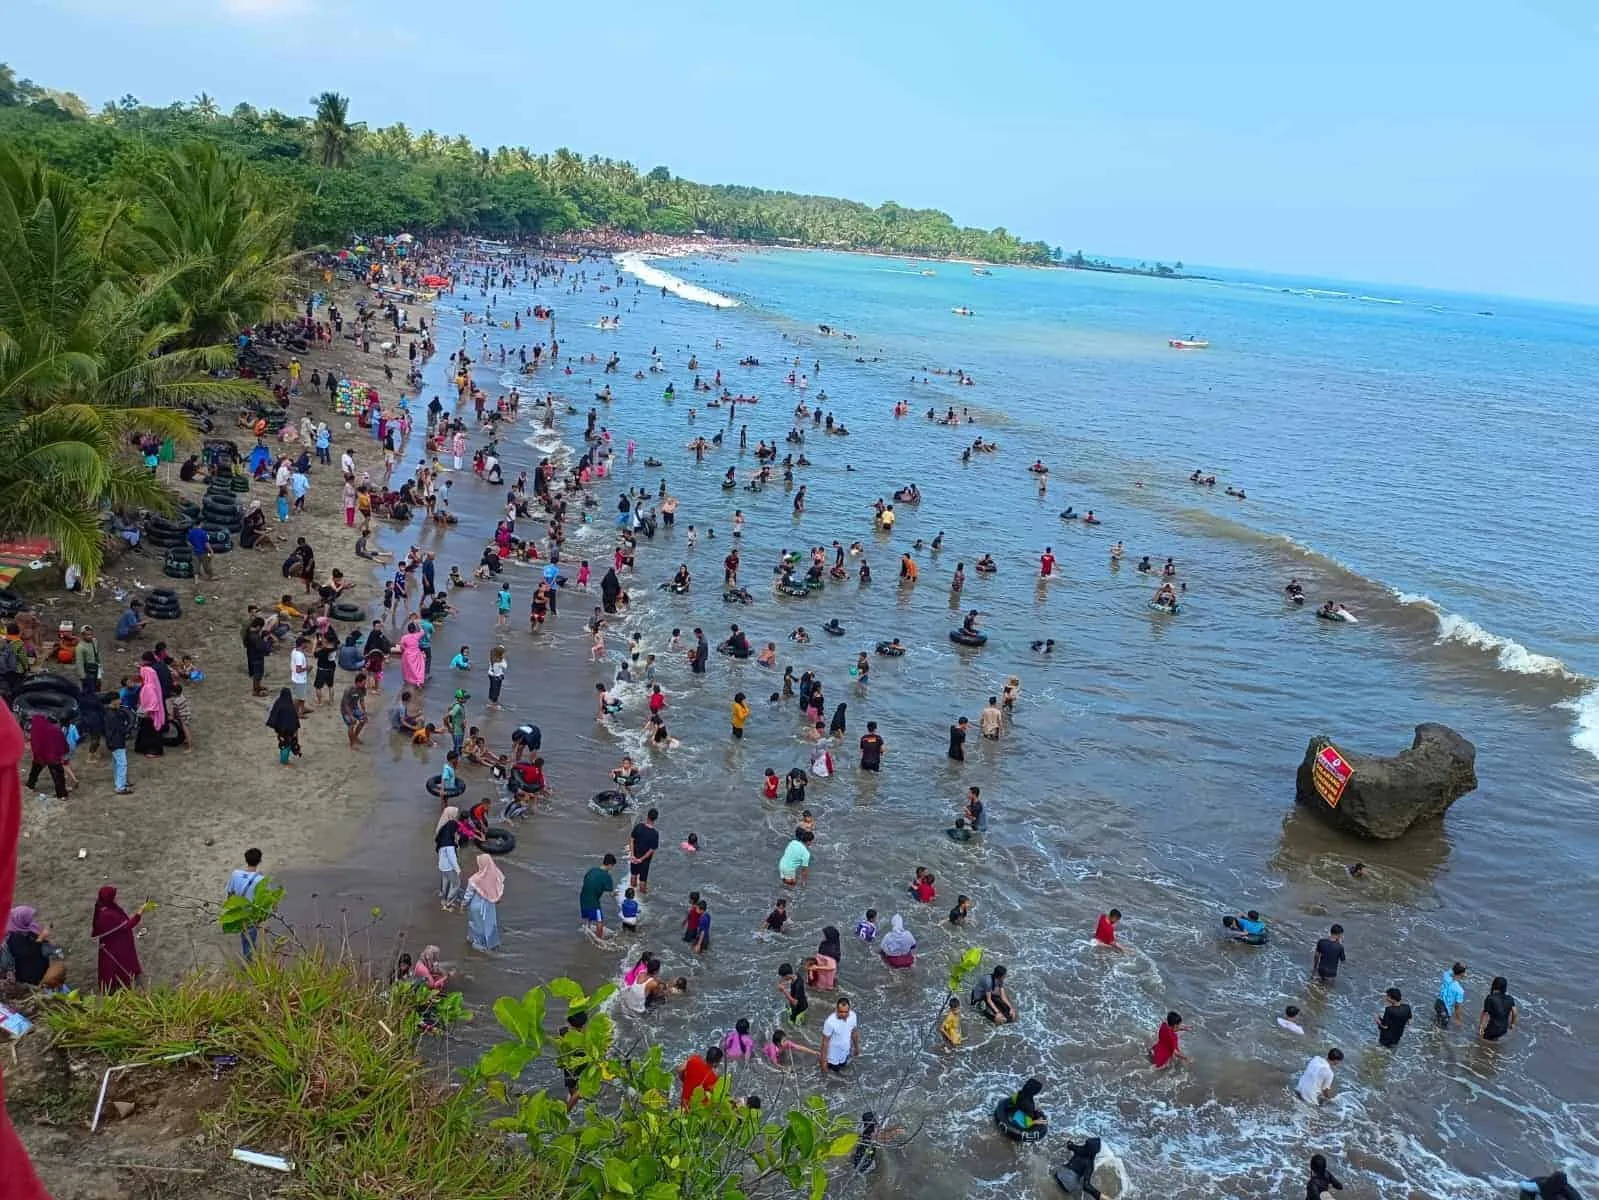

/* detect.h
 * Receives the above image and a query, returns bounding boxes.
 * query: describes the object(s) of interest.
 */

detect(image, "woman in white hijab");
[880,914,916,968]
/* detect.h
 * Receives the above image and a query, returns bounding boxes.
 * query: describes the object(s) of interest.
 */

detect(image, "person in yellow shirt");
[939,996,963,1047]
[731,692,750,740]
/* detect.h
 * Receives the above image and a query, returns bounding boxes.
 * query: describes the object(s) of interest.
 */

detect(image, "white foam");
[614,252,739,309]
[1435,613,1579,680]
[1391,590,1439,610]
[1559,689,1599,762]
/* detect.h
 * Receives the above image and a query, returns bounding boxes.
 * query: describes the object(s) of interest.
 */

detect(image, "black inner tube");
[426,774,466,798]
[475,827,517,856]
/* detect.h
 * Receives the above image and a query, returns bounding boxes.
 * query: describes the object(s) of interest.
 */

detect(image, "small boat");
[919,269,937,277]
[952,307,975,317]
[972,267,993,277]
[1168,338,1210,350]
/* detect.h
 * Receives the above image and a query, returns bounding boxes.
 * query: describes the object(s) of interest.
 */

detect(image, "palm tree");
[115,141,301,349]
[309,91,360,193]
[415,129,441,159]
[0,148,202,580]
[551,148,583,186]
[192,92,219,120]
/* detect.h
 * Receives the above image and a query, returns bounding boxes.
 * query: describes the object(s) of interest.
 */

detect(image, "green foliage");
[476,979,856,1199]
[217,879,284,937]
[44,949,520,1200]
[0,82,1052,261]
[42,951,856,1199]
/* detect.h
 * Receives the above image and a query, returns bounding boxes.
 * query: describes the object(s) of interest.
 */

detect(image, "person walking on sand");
[339,672,368,748]
[224,848,266,960]
[265,687,301,766]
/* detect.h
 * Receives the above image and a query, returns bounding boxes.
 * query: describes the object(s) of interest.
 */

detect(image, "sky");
[9,0,1599,303]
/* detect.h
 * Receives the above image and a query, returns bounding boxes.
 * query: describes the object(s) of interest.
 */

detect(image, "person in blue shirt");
[115,600,146,642]
[620,887,641,931]
[185,524,215,579]
[1224,910,1269,945]
[1435,961,1468,1027]
[450,646,472,671]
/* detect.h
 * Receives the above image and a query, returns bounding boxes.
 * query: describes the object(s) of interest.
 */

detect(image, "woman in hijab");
[398,622,427,687]
[879,914,916,968]
[463,852,505,952]
[807,924,841,989]
[25,714,69,799]
[240,500,274,550]
[413,944,452,991]
[601,567,622,614]
[4,906,66,988]
[1054,1138,1104,1198]
[829,702,847,738]
[265,687,301,766]
[91,886,146,992]
[134,657,166,757]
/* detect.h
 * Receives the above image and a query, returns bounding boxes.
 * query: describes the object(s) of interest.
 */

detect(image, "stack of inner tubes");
[163,546,196,579]
[141,515,192,551]
[8,674,81,724]
[206,528,233,554]
[145,588,183,620]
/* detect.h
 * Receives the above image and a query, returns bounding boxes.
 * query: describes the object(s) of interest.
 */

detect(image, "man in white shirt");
[341,449,356,480]
[1277,1004,1305,1036]
[1295,1047,1343,1105]
[819,996,860,1074]
[289,637,311,716]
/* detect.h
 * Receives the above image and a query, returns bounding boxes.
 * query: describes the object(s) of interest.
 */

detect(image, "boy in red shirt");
[1150,1011,1190,1069]
[1094,909,1128,953]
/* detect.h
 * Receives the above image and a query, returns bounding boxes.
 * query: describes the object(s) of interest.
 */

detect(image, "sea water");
[362,247,1599,1199]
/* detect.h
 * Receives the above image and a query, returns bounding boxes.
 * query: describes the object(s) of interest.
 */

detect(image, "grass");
[41,949,541,1200]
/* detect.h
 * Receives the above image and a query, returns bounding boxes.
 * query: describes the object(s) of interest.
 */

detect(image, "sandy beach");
[10,274,416,984]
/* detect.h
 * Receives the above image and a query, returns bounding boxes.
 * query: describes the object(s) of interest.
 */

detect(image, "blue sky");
[10,0,1599,303]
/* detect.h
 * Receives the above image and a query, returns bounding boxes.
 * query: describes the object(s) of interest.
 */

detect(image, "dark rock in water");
[1294,723,1477,840]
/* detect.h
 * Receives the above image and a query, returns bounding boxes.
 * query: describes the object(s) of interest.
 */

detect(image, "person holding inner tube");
[1223,909,1269,944]
[996,1077,1048,1140]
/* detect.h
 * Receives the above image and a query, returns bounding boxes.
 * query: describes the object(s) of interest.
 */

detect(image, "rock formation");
[1294,723,1477,839]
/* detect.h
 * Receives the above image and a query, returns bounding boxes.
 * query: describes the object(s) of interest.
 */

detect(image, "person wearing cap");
[445,688,469,756]
[74,624,101,688]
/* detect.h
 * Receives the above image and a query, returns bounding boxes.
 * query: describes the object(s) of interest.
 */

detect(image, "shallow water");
[303,249,1599,1198]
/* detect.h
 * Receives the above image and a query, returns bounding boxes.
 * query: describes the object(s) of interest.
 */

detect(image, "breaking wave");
[614,252,739,309]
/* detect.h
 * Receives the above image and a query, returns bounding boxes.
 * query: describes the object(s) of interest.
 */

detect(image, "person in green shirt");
[580,854,618,939]
[445,688,469,755]
[74,625,101,688]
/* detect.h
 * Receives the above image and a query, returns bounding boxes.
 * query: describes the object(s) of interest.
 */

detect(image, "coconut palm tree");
[192,92,219,120]
[309,91,360,193]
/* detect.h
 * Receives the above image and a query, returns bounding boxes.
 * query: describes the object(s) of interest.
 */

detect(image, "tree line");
[0,76,1055,264]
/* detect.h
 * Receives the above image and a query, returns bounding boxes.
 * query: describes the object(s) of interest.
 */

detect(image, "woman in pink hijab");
[134,654,166,757]
[398,622,427,687]
[91,885,146,992]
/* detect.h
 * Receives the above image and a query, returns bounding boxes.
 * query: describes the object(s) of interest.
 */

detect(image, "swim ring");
[949,629,988,647]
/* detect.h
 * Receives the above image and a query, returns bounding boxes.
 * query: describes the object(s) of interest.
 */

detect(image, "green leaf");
[948,945,984,994]
[547,976,586,1003]
[825,1132,858,1159]
[602,1156,635,1195]
[809,1165,828,1200]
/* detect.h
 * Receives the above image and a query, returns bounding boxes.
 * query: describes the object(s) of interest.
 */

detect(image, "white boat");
[1168,337,1210,349]
[972,267,993,277]
[919,268,937,277]
[952,306,975,317]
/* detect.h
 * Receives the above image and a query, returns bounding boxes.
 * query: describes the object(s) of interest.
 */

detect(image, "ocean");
[320,246,1599,1199]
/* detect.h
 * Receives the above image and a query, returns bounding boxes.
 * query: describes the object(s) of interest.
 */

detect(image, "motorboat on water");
[952,306,975,317]
[919,268,937,277]
[972,267,993,277]
[1168,337,1210,349]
